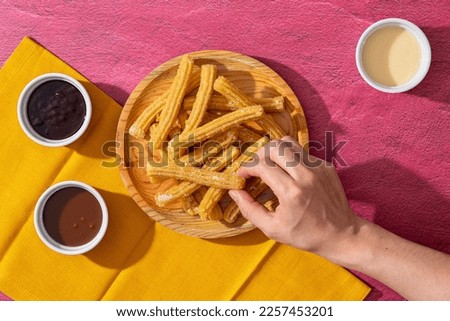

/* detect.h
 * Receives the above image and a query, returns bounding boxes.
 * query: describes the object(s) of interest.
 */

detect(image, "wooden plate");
[116,50,308,238]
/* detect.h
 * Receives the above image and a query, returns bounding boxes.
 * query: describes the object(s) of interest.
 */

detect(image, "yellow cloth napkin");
[0,37,370,300]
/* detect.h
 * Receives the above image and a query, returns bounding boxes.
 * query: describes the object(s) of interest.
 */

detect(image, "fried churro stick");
[286,99,309,148]
[184,95,284,113]
[175,105,264,147]
[181,195,198,216]
[129,98,164,139]
[241,121,265,135]
[177,106,189,130]
[213,76,285,139]
[237,126,263,143]
[167,105,256,160]
[128,69,200,139]
[200,111,220,123]
[147,163,245,190]
[183,64,217,132]
[149,123,159,141]
[168,118,183,140]
[223,178,267,223]
[147,147,170,184]
[213,76,254,106]
[179,130,237,166]
[155,146,240,207]
[263,195,279,212]
[255,96,285,112]
[198,136,269,220]
[194,187,223,220]
[256,114,285,139]
[151,55,194,149]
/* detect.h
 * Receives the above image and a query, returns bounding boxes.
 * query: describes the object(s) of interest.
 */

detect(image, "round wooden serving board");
[117,50,309,238]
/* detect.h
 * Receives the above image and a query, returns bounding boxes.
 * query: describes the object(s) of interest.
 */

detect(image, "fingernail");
[228,190,238,201]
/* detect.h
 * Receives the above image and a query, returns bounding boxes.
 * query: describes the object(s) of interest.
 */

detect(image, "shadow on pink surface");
[256,56,347,167]
[96,82,129,107]
[409,26,450,104]
[340,158,450,300]
[342,159,450,254]
[256,56,346,136]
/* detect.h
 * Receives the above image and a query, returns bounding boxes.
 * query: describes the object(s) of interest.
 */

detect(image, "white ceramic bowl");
[34,181,108,255]
[356,18,431,93]
[17,73,92,147]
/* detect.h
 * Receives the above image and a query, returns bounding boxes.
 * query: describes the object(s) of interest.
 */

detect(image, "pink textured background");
[0,0,449,301]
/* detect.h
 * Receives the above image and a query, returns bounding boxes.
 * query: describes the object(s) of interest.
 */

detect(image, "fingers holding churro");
[197,136,269,219]
[223,178,267,223]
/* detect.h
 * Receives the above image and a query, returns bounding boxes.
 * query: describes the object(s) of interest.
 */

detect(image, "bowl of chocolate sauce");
[17,73,91,147]
[34,181,108,255]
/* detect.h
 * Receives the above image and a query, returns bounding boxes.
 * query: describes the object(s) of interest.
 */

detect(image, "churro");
[147,163,245,190]
[286,99,309,148]
[213,76,285,139]
[198,136,269,219]
[155,146,239,207]
[257,114,285,139]
[175,105,264,147]
[149,123,159,142]
[237,126,263,143]
[177,106,189,130]
[223,178,267,223]
[178,130,237,166]
[263,195,279,212]
[129,69,200,139]
[129,96,164,139]
[181,194,198,216]
[183,95,284,113]
[213,76,254,107]
[183,64,217,132]
[151,55,194,149]
[194,187,223,220]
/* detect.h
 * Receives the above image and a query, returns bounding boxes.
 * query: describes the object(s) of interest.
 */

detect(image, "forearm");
[337,218,450,300]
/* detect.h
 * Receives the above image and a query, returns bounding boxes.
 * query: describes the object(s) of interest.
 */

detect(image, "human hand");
[229,136,363,264]
[229,136,450,300]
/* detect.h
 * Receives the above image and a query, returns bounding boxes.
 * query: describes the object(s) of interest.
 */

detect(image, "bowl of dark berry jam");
[34,181,108,255]
[17,73,91,147]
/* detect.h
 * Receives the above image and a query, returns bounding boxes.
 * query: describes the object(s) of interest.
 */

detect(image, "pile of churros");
[128,54,289,223]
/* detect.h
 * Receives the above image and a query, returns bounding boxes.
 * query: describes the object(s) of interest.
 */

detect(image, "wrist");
[325,216,380,272]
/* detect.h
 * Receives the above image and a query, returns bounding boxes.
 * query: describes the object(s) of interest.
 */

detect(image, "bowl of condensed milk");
[356,18,431,93]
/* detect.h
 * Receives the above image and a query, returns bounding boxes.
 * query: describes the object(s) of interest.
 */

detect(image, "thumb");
[228,189,273,231]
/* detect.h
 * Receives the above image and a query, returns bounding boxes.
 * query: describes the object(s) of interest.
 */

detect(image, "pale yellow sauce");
[362,26,421,86]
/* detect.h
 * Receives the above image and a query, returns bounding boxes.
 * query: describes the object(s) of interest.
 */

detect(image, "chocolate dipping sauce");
[43,187,102,247]
[27,80,86,140]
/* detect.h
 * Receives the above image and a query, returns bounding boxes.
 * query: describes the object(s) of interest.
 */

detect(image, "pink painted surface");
[0,0,449,301]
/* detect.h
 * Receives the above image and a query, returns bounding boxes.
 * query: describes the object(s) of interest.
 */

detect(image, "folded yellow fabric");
[0,37,370,300]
